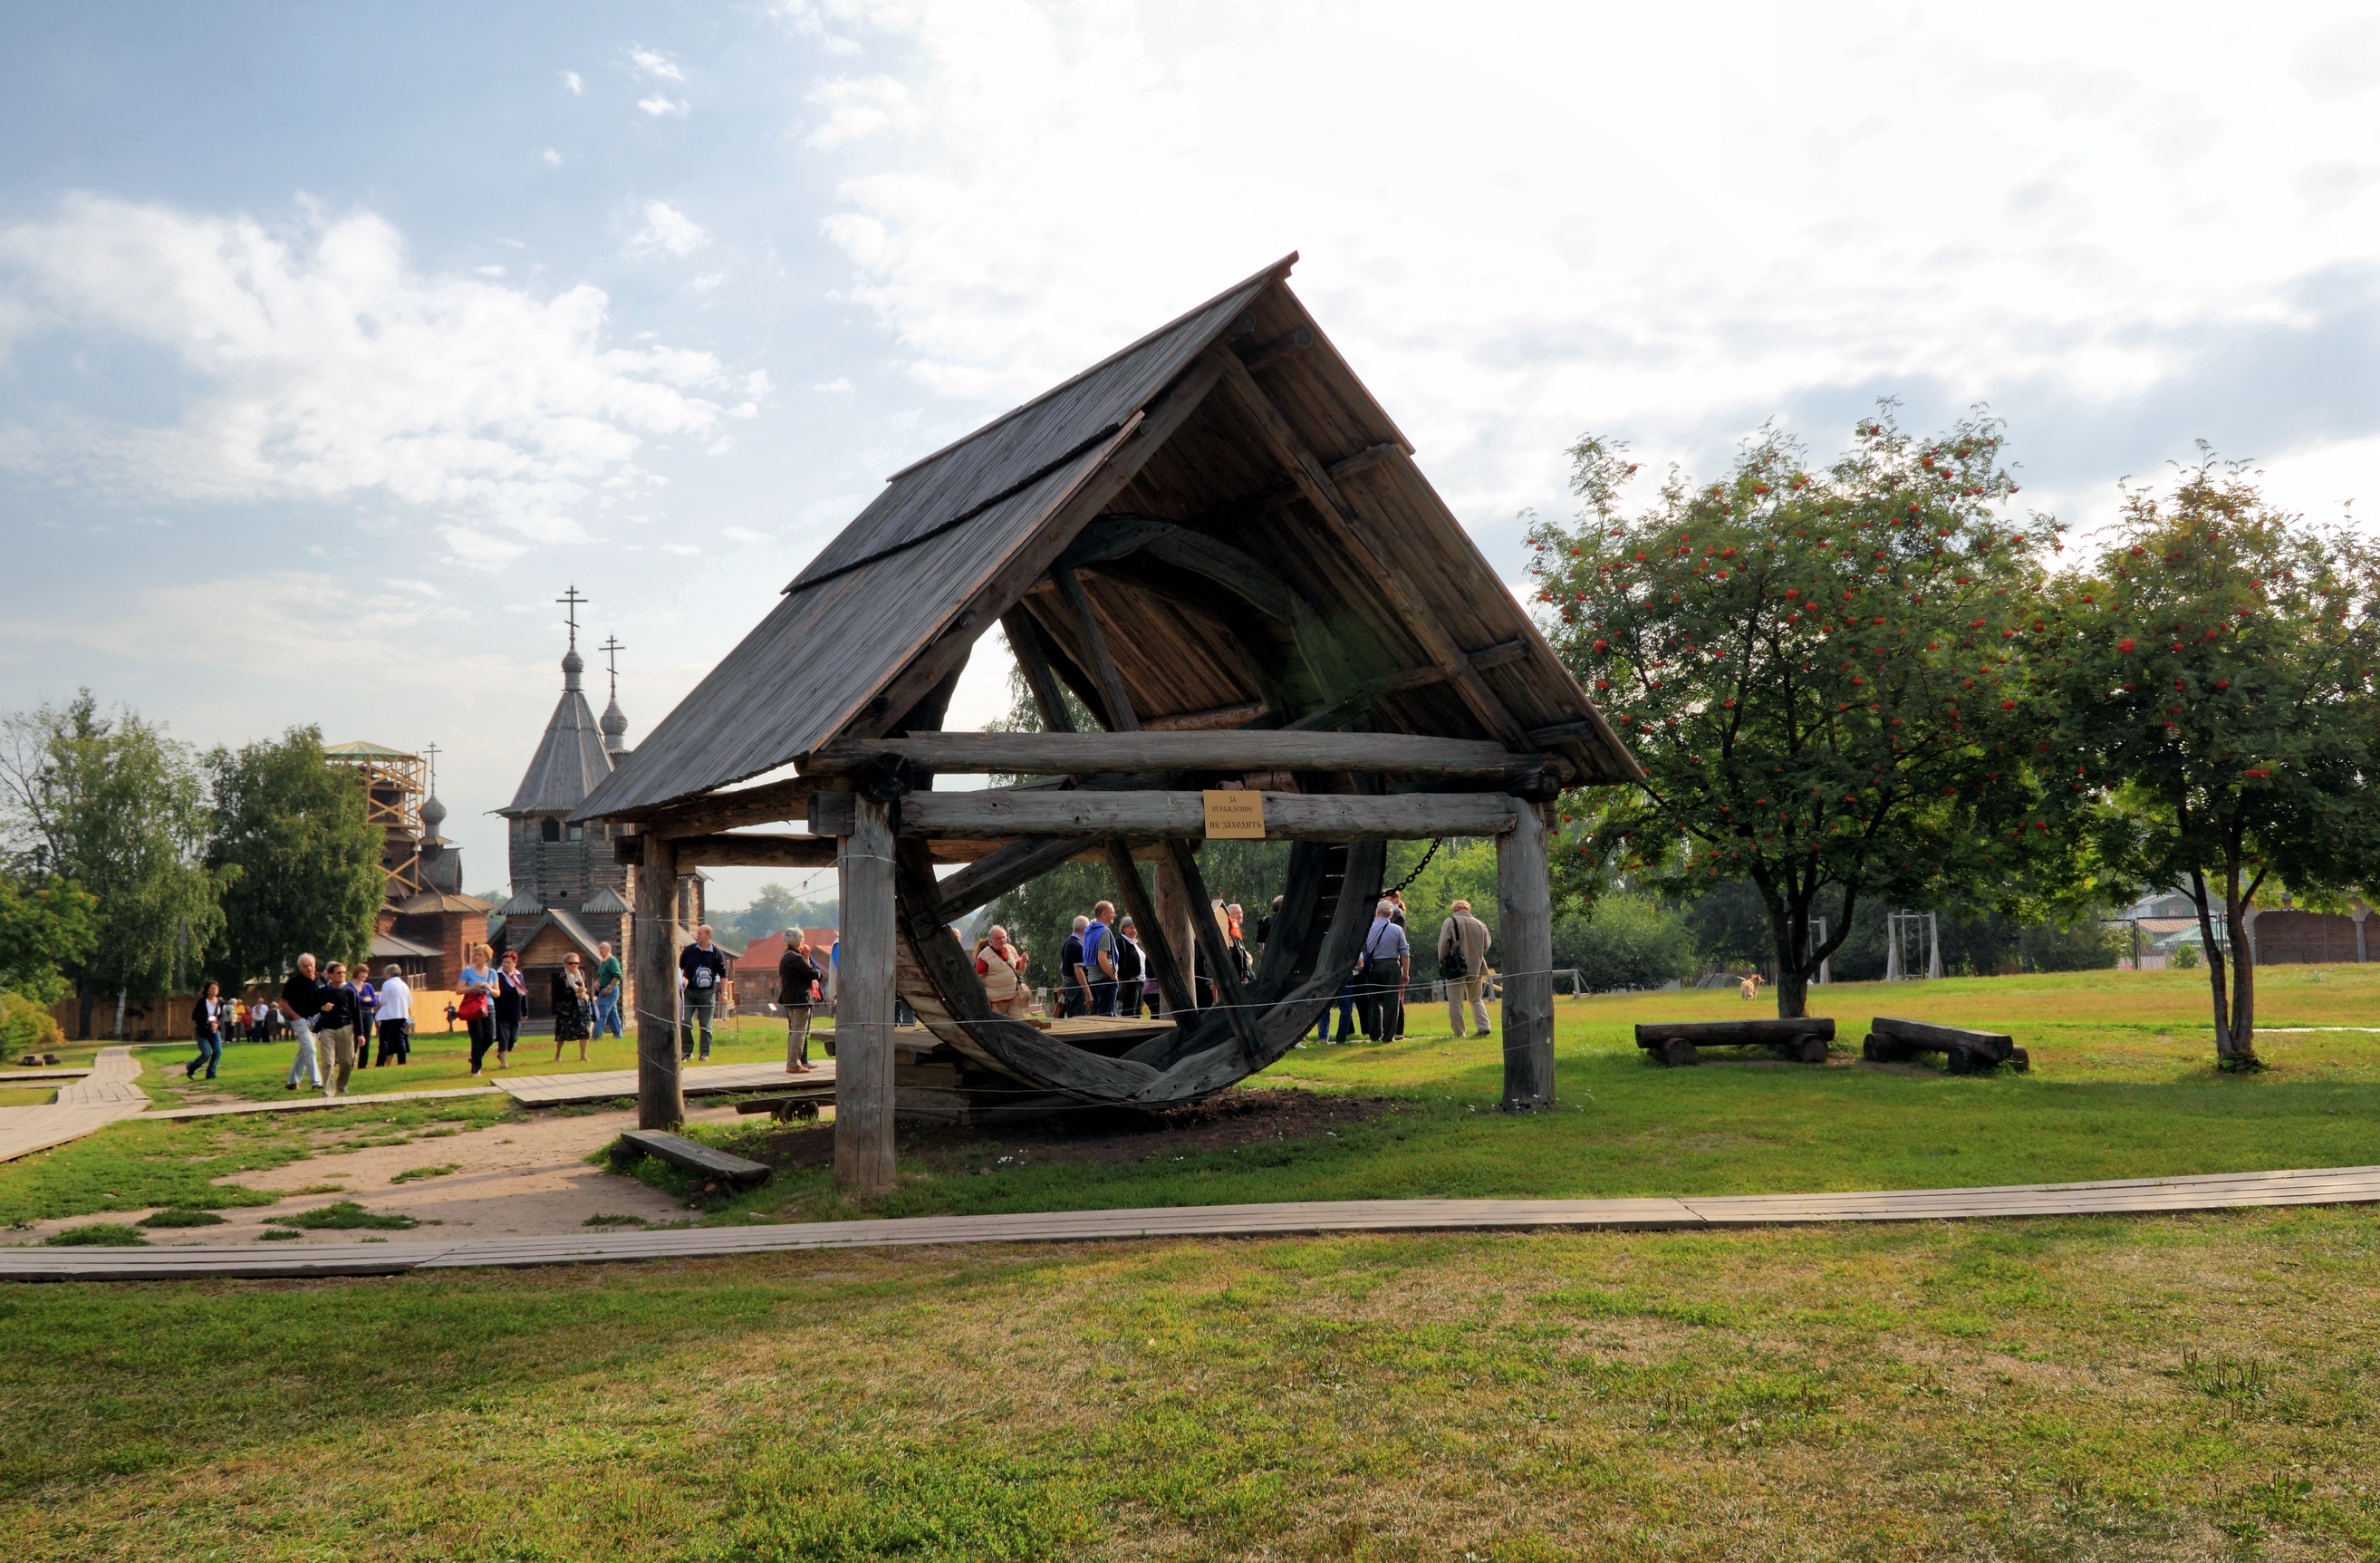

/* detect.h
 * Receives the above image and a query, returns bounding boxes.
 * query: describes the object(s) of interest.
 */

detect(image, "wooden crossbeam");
[805,730,1537,779]
[892,789,1518,841]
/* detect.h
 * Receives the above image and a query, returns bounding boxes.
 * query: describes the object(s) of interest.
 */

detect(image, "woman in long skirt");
[550,952,593,1062]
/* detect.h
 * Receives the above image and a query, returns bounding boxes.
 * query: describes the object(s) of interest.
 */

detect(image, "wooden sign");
[1202,789,1267,840]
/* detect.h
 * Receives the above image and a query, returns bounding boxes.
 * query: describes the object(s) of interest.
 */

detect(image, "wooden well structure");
[574,256,1641,1195]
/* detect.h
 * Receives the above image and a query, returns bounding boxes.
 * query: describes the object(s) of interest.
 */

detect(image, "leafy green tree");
[0,692,219,1037]
[205,726,384,987]
[2057,456,2380,1067]
[1527,410,2088,1018]
[0,869,98,1005]
[1550,894,1698,992]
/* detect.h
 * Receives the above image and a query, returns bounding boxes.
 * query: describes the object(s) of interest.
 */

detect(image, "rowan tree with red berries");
[2056,453,2380,1068]
[1527,409,2093,1018]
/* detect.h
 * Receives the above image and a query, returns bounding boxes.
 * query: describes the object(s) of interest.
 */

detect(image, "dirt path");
[24,1102,755,1247]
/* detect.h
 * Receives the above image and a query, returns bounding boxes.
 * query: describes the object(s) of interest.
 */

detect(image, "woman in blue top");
[458,944,497,1075]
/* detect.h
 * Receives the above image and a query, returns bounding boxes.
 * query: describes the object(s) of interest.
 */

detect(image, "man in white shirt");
[374,965,413,1066]
[1355,900,1410,1043]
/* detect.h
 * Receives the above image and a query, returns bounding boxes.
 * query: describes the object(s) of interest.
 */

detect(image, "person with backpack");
[1354,900,1410,1043]
[679,924,729,1061]
[1438,899,1494,1037]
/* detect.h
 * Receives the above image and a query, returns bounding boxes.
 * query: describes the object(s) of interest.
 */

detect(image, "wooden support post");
[1165,839,1265,1059]
[1105,840,1195,1016]
[1154,852,1197,1018]
[1497,798,1555,1112]
[632,836,684,1130]
[1001,608,1076,735]
[834,795,898,1199]
[1055,565,1140,731]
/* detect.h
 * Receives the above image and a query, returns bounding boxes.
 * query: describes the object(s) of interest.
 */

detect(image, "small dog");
[1739,974,1763,1002]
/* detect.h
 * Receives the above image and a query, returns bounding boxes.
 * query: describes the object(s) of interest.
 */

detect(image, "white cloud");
[474,264,506,277]
[722,526,771,543]
[690,270,726,291]
[0,195,723,545]
[562,70,583,95]
[743,370,773,396]
[795,2,2380,529]
[543,148,563,166]
[661,542,699,555]
[638,96,690,119]
[2,568,480,674]
[707,435,736,455]
[627,45,685,82]
[625,200,710,258]
[813,376,853,393]
[727,400,758,419]
[805,75,918,149]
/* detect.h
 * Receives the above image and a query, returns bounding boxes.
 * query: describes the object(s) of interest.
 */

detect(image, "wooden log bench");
[1862,1016,2028,1074]
[734,1088,835,1123]
[615,1130,773,1188]
[1634,1018,1833,1066]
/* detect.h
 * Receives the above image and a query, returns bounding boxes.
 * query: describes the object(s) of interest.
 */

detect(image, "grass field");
[5,968,2378,1558]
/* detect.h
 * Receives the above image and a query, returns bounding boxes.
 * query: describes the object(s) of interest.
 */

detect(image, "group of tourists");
[968,888,1497,1044]
[260,954,417,1096]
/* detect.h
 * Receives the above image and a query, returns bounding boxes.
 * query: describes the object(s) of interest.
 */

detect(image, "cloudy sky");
[5,0,2378,908]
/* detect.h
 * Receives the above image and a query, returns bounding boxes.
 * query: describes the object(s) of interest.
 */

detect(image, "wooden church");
[574,256,1638,1195]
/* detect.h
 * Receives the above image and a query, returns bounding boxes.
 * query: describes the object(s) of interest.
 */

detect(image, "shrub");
[0,990,63,1057]
[136,1208,226,1229]
[2173,942,2201,970]
[262,1201,418,1230]
[1551,895,1698,993]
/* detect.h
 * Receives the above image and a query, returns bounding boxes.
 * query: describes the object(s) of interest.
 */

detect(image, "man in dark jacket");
[776,931,824,1074]
[313,960,363,1096]
[277,952,334,1091]
[679,925,731,1062]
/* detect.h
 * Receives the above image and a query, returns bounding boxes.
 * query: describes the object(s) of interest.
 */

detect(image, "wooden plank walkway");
[498,1058,833,1106]
[8,1163,2377,1282]
[0,1047,150,1163]
[146,1085,503,1121]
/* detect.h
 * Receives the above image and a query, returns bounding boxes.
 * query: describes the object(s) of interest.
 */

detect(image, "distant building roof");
[396,890,494,916]
[581,886,630,914]
[497,888,543,918]
[326,739,419,759]
[371,931,442,960]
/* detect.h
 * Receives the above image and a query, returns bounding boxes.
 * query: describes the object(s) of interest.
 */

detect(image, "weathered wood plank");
[806,730,1536,778]
[1635,1018,1835,1066]
[619,1129,773,1188]
[1498,800,1556,1109]
[1056,564,1142,732]
[835,796,898,1197]
[1105,840,1197,1016]
[1864,1016,2026,1073]
[898,790,1518,841]
[633,836,684,1130]
[930,836,1098,921]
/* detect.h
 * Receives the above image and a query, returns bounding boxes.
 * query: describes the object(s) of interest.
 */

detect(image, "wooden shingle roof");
[576,256,1635,824]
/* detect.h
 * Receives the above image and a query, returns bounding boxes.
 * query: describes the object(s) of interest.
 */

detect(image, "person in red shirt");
[974,925,1032,1018]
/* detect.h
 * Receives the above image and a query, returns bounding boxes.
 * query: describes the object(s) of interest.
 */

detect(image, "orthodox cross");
[598,634,625,700]
[557,584,587,652]
[421,741,442,796]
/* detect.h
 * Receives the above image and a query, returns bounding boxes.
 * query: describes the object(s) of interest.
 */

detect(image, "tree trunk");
[2189,867,2231,1045]
[76,983,94,1042]
[2219,861,2260,1068]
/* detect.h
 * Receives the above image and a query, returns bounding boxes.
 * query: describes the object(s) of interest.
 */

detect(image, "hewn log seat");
[1634,1018,1834,1066]
[616,1130,773,1188]
[735,1089,834,1122]
[1862,1016,2028,1074]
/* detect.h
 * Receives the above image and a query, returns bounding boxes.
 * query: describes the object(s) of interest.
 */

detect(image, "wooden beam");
[1164,839,1264,1059]
[1212,350,1532,748]
[834,796,897,1198]
[669,833,837,869]
[1328,442,1402,484]
[845,349,1230,744]
[1145,701,1271,732]
[807,731,1538,779]
[632,837,684,1131]
[1104,841,1196,1016]
[1001,607,1077,734]
[897,789,1518,841]
[597,775,820,834]
[1055,565,1141,732]
[1238,327,1312,374]
[1497,800,1555,1112]
[929,835,1097,921]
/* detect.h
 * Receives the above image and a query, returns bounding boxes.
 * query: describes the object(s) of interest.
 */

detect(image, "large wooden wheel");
[887,831,1383,1118]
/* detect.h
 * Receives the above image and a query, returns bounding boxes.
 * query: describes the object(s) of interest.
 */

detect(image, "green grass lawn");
[5,967,2380,1558]
[129,1010,818,1106]
[641,966,2380,1226]
[4,1209,2377,1558]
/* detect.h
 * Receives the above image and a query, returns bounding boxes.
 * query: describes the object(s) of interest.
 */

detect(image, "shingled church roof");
[576,254,1635,823]
[503,646,616,817]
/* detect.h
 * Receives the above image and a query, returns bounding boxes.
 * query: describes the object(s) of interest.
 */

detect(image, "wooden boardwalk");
[7,1163,2376,1283]
[497,1058,833,1106]
[0,1047,150,1163]
[146,1085,503,1121]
